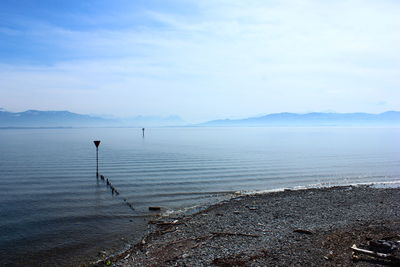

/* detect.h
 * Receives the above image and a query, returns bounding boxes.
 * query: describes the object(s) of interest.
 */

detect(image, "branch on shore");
[211,232,261,238]
[293,229,313,235]
[351,244,400,263]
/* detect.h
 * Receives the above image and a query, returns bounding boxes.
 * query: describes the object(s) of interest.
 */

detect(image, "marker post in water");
[93,140,101,178]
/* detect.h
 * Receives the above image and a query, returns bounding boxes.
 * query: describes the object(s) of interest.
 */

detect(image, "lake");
[0,127,399,266]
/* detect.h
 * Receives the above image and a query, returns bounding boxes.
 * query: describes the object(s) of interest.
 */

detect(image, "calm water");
[0,127,399,266]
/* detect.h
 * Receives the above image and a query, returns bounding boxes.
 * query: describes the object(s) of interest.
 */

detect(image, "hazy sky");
[0,0,399,122]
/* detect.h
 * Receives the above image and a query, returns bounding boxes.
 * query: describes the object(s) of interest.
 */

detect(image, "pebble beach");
[90,185,400,266]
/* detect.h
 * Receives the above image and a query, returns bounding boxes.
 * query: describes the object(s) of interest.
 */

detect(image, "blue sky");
[0,0,399,122]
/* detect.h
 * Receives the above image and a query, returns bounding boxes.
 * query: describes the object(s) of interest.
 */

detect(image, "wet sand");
[92,185,399,267]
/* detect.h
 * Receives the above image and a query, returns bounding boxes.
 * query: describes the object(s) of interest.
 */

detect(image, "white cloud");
[0,0,399,121]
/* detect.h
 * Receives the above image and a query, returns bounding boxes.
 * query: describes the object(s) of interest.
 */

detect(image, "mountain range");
[0,110,185,127]
[200,111,400,126]
[0,109,399,127]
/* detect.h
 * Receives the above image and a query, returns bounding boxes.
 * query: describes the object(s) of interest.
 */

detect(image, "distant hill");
[199,111,400,127]
[0,110,185,127]
[0,110,116,127]
[2,110,399,128]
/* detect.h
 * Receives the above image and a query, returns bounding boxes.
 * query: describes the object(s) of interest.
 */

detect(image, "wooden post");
[93,140,101,177]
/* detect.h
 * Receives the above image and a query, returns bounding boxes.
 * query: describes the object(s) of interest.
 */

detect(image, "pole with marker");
[93,140,101,178]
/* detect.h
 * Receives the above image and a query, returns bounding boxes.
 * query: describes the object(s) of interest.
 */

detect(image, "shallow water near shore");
[0,127,399,266]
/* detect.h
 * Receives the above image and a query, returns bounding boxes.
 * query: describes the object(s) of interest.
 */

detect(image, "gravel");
[92,185,400,267]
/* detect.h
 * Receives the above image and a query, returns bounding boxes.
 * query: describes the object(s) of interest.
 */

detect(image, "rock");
[149,206,161,211]
[323,250,334,260]
[98,250,107,257]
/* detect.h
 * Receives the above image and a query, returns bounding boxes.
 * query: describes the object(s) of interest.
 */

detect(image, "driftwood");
[369,240,400,253]
[351,244,400,263]
[148,220,181,226]
[293,229,313,235]
[211,232,261,238]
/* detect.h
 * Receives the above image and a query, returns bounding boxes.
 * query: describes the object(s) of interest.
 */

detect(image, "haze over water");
[0,127,399,266]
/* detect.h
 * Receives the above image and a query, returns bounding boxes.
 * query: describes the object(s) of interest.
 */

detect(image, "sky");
[0,0,399,122]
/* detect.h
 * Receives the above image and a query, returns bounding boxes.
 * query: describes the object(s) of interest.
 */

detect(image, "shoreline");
[89,184,400,266]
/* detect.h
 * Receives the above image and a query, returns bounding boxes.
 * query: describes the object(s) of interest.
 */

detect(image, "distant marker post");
[93,140,101,178]
[142,128,145,138]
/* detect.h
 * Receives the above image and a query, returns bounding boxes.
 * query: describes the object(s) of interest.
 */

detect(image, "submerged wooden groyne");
[93,140,134,211]
[98,173,135,211]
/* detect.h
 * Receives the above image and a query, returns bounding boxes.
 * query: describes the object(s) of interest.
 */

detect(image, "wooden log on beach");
[293,229,313,235]
[211,232,260,238]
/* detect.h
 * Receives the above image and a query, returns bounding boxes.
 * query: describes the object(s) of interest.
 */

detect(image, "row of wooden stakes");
[98,174,135,211]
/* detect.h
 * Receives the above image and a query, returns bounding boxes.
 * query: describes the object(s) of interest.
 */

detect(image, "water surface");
[0,127,399,266]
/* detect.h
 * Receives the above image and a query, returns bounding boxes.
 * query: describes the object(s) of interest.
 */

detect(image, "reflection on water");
[0,127,399,266]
